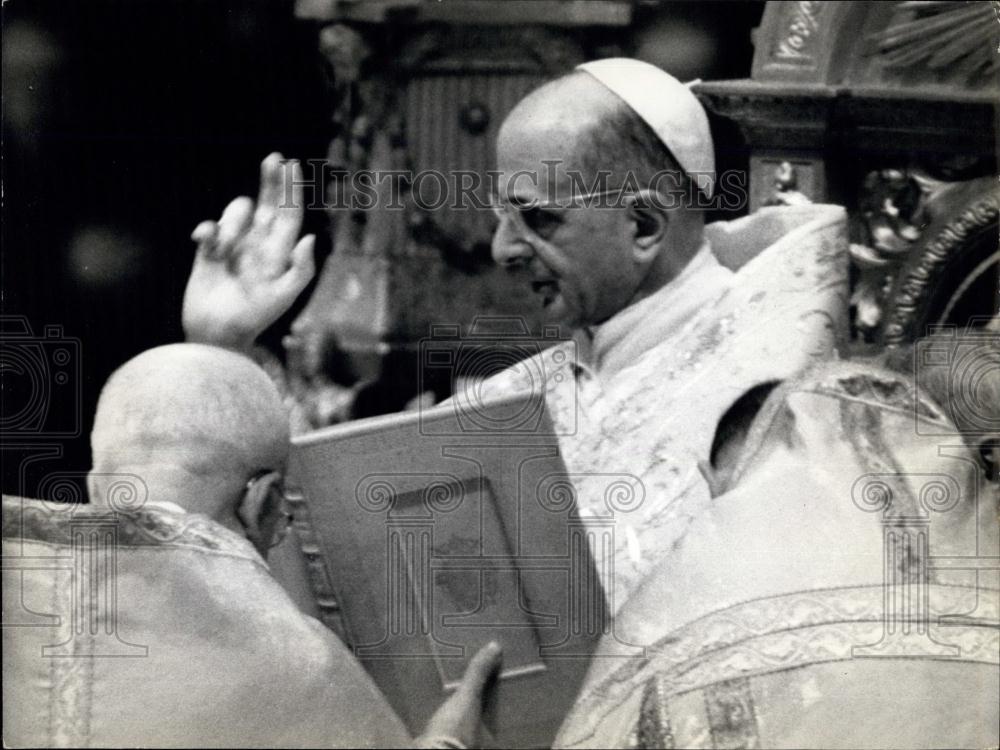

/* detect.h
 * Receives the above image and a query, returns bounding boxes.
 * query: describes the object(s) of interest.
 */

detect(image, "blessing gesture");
[183,153,316,353]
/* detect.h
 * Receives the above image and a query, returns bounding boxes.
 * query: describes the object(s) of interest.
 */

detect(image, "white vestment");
[476,204,851,609]
[553,358,999,748]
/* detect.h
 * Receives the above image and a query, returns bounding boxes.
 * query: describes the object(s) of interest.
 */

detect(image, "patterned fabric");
[561,584,998,746]
[477,204,851,610]
[2,495,411,748]
[3,495,262,561]
[554,359,1000,748]
[636,671,675,749]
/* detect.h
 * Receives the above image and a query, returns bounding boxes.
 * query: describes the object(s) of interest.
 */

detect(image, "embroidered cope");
[477,204,851,609]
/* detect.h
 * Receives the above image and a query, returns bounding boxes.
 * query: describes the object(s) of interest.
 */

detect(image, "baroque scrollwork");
[286,20,586,428]
[849,169,950,338]
[763,161,813,207]
[865,0,1000,87]
[882,184,1000,345]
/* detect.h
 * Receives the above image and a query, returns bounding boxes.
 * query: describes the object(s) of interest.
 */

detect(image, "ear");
[625,191,669,262]
[237,471,281,551]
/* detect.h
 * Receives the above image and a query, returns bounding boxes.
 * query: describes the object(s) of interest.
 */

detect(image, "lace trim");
[560,584,999,747]
[3,495,260,562]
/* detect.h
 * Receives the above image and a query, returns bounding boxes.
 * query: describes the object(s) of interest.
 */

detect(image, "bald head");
[499,72,642,194]
[90,344,289,519]
[498,67,702,201]
[502,71,621,153]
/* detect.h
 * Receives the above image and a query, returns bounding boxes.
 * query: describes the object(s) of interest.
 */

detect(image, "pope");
[183,58,850,608]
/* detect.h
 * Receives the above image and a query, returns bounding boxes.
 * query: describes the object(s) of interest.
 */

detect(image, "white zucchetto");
[577,58,715,200]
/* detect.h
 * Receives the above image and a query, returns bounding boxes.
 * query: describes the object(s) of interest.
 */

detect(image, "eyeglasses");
[245,470,293,550]
[490,188,630,242]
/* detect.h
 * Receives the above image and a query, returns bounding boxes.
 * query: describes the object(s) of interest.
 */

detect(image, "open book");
[290,393,603,747]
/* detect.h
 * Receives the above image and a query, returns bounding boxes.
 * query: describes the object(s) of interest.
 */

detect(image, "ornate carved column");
[695,0,999,342]
[288,1,635,427]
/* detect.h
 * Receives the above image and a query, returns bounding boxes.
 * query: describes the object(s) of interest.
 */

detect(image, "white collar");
[140,499,188,516]
[573,241,733,379]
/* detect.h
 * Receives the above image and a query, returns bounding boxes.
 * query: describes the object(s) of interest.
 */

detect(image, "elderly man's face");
[491,120,642,329]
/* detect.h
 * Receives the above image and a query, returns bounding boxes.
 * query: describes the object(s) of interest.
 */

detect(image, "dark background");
[1,0,763,497]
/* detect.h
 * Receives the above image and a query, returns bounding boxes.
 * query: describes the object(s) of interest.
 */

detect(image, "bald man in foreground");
[2,344,499,748]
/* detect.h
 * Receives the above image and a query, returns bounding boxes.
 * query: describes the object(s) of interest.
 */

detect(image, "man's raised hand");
[182,153,315,353]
